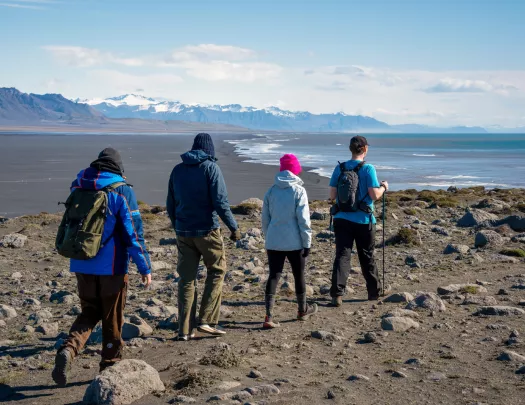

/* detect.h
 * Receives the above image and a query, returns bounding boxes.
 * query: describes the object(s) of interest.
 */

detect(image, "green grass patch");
[460,285,480,295]
[515,203,525,213]
[499,248,525,258]
[404,208,418,216]
[436,198,459,208]
[387,228,421,246]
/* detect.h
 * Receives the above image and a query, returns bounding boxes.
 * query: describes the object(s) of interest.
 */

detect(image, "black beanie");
[191,133,215,158]
[90,147,125,175]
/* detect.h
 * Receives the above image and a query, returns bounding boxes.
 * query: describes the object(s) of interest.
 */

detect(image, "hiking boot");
[177,332,196,341]
[198,324,226,336]
[263,316,280,329]
[330,296,343,307]
[297,303,318,321]
[52,348,74,387]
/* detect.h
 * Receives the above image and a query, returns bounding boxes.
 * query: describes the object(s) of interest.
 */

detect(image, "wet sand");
[0,134,329,217]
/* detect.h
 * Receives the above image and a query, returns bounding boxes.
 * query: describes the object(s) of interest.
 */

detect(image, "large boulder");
[457,209,498,228]
[475,230,504,248]
[83,359,165,405]
[495,215,525,232]
[0,233,28,248]
[406,292,446,312]
[474,306,525,316]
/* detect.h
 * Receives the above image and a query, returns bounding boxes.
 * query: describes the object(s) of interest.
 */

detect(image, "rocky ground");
[1,187,525,405]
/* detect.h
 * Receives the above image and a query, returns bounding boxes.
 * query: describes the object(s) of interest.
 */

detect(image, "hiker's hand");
[141,274,152,288]
[302,248,310,258]
[230,229,242,242]
[381,181,389,191]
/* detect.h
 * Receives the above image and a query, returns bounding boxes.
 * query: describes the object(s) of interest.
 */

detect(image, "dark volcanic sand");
[0,134,329,217]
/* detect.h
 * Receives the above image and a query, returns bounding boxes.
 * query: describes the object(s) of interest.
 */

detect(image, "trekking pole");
[382,192,386,294]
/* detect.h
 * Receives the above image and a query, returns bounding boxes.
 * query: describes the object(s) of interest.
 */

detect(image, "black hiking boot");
[297,303,319,321]
[52,348,74,387]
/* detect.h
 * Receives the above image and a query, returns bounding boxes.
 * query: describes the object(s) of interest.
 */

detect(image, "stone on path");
[169,396,196,403]
[475,230,504,248]
[0,304,17,319]
[150,261,172,271]
[443,244,470,255]
[311,330,343,342]
[497,351,525,362]
[348,374,370,381]
[474,306,525,316]
[383,292,414,303]
[381,316,420,332]
[122,315,153,340]
[36,322,59,336]
[406,292,446,312]
[437,284,488,295]
[457,210,498,228]
[83,359,165,405]
[0,233,28,248]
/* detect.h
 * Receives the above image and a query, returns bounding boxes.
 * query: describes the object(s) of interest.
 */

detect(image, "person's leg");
[53,273,101,386]
[354,222,380,299]
[196,229,227,329]
[99,274,128,371]
[176,236,201,337]
[330,219,355,300]
[288,250,318,320]
[265,250,287,321]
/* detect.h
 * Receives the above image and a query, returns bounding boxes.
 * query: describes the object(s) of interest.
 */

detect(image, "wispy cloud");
[0,2,44,9]
[423,78,518,94]
[42,46,144,67]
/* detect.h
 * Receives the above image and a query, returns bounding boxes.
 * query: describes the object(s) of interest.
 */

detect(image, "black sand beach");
[0,134,329,217]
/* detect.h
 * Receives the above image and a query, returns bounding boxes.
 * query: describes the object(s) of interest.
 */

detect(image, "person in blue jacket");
[167,133,241,340]
[52,148,151,387]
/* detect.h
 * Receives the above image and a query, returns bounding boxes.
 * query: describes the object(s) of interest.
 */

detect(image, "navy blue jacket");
[167,150,238,237]
[69,168,151,276]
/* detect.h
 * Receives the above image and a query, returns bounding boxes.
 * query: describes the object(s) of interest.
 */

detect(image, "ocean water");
[228,133,525,190]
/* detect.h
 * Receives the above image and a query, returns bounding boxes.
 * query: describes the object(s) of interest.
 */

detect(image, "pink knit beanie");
[279,154,302,176]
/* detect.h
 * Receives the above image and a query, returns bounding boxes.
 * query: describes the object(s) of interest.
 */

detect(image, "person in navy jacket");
[52,148,151,387]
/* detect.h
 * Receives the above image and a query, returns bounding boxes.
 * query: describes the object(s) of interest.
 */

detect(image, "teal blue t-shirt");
[329,160,380,224]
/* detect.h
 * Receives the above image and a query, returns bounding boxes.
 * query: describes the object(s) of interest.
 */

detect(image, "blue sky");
[1,0,524,127]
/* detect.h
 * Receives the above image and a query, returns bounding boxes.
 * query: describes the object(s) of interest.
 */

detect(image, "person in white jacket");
[261,154,318,329]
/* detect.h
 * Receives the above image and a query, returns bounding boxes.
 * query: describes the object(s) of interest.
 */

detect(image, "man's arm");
[115,186,152,277]
[166,172,177,230]
[208,164,238,233]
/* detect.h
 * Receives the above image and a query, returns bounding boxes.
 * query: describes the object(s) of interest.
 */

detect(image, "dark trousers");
[330,219,380,298]
[265,250,306,296]
[62,273,128,369]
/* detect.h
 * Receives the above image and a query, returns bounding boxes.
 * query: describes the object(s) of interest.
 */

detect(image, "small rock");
[0,304,17,319]
[157,314,178,330]
[426,372,447,382]
[122,315,153,339]
[474,306,525,316]
[406,292,446,312]
[0,233,28,248]
[50,291,79,304]
[348,374,370,381]
[381,316,420,332]
[150,261,172,271]
[23,298,41,309]
[516,365,525,375]
[83,359,165,405]
[21,325,35,333]
[497,350,525,362]
[437,284,487,295]
[311,330,342,342]
[245,384,280,396]
[457,209,498,228]
[383,292,414,303]
[248,369,263,379]
[327,389,336,399]
[169,395,196,404]
[36,322,59,336]
[362,332,377,343]
[405,358,422,366]
[392,371,408,378]
[475,230,504,248]
[443,244,470,255]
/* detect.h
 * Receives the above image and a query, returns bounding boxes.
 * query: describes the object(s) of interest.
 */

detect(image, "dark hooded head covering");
[191,133,215,158]
[90,147,125,176]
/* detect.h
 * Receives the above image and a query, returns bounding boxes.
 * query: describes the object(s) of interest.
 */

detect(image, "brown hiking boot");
[330,296,343,307]
[52,348,74,387]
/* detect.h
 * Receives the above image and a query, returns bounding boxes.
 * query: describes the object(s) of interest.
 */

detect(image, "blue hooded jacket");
[167,150,238,237]
[69,167,151,276]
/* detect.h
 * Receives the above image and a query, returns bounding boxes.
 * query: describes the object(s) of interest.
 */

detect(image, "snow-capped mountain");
[76,94,390,132]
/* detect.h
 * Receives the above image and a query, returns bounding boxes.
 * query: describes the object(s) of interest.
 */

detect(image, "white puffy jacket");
[262,171,312,251]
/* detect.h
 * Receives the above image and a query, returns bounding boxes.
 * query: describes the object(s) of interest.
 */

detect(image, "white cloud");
[0,2,43,9]
[43,46,144,67]
[167,44,257,62]
[422,78,517,93]
[87,70,183,96]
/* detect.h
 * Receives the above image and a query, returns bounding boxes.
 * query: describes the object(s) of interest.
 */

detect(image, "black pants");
[330,219,380,298]
[265,250,306,296]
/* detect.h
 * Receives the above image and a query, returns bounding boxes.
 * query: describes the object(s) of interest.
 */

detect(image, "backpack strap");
[353,161,366,173]
[100,181,128,248]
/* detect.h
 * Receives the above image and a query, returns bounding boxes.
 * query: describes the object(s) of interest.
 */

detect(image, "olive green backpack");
[55,182,125,260]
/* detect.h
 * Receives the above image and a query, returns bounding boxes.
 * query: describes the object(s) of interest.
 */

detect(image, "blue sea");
[228,133,525,190]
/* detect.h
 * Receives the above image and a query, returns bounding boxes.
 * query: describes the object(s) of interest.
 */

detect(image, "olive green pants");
[176,229,226,335]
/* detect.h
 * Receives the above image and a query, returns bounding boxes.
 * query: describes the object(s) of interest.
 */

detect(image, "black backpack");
[336,161,366,213]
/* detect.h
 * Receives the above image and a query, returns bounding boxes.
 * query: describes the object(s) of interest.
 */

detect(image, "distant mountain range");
[0,88,248,133]
[1,87,522,133]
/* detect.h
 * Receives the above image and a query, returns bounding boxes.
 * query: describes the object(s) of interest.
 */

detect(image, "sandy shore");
[0,133,329,217]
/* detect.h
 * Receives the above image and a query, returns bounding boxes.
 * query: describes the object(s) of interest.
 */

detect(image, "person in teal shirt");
[328,136,389,305]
